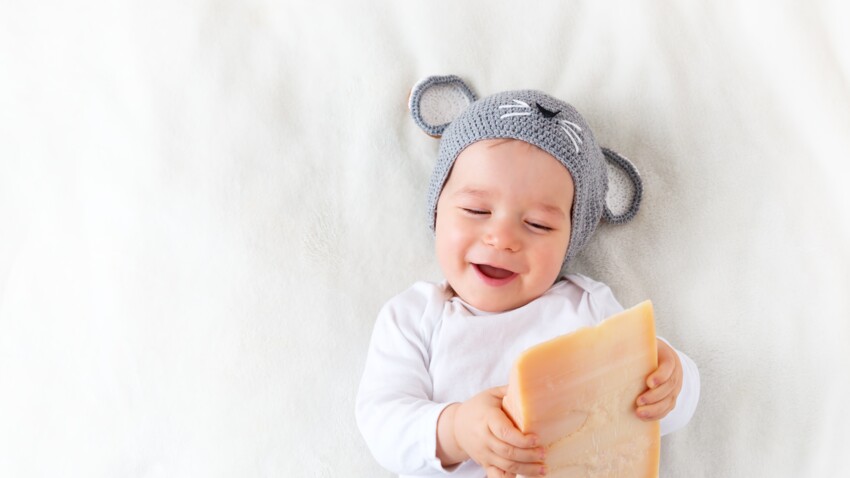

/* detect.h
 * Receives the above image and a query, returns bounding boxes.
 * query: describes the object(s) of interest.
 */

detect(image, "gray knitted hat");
[409,75,643,270]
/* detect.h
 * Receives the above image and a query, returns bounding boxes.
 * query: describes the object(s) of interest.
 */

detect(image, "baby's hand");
[636,339,683,421]
[453,386,547,478]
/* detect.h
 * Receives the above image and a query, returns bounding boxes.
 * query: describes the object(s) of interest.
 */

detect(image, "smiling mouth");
[473,263,518,285]
[476,264,514,279]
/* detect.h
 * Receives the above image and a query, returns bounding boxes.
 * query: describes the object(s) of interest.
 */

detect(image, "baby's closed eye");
[526,220,554,232]
[461,207,490,216]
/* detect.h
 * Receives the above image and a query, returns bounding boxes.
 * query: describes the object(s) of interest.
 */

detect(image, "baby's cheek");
[545,235,570,270]
[435,222,472,272]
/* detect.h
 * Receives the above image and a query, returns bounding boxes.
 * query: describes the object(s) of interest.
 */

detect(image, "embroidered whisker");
[500,112,533,119]
[561,120,583,132]
[506,99,529,108]
[559,121,583,143]
[560,126,580,152]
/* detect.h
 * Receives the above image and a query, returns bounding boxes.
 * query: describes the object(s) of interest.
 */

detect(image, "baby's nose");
[483,221,521,252]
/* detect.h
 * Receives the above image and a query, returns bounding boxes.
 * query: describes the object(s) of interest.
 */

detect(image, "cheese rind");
[502,301,660,478]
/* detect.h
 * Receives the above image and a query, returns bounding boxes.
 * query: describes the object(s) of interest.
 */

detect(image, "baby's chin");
[455,288,537,314]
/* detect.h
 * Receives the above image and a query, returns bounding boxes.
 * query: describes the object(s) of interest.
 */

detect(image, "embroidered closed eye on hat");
[409,75,644,270]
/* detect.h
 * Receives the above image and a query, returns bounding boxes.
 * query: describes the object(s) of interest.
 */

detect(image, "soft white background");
[1,1,848,476]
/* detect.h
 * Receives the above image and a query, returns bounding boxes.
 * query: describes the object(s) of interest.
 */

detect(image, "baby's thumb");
[490,385,509,398]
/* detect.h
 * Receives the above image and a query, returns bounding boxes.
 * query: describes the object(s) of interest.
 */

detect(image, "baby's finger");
[486,465,506,478]
[490,385,509,398]
[646,357,674,389]
[491,456,547,478]
[636,374,677,407]
[487,412,539,450]
[636,394,676,421]
[488,438,546,465]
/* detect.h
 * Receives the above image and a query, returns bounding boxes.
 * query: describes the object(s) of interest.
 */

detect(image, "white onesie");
[356,274,700,477]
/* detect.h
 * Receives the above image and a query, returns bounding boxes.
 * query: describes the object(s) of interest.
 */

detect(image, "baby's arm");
[355,289,450,475]
[437,386,546,478]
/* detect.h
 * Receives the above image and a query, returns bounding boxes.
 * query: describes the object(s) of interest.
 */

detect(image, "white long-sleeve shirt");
[355,274,700,477]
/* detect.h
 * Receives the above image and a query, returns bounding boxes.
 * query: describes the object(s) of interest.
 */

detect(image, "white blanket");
[1,1,848,476]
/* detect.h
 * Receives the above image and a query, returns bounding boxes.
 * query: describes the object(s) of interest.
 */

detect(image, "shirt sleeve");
[572,274,700,436]
[355,283,456,475]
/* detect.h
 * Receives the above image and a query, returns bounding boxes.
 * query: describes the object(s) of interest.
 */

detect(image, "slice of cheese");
[502,301,660,478]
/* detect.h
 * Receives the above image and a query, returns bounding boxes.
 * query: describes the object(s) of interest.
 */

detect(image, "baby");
[356,76,700,478]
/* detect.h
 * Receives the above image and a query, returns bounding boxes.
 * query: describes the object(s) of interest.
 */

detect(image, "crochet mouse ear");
[409,75,477,137]
[601,148,643,224]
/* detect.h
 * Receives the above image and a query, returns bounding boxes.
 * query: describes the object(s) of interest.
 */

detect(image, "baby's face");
[435,139,574,313]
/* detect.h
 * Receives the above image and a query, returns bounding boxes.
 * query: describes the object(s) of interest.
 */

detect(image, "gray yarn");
[409,75,477,136]
[600,147,643,224]
[425,89,609,270]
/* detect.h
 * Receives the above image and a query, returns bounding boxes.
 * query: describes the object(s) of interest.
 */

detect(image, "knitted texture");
[426,90,609,269]
[601,147,643,224]
[409,75,477,136]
